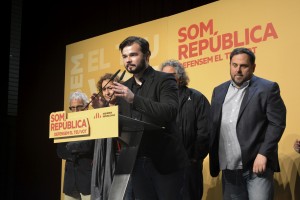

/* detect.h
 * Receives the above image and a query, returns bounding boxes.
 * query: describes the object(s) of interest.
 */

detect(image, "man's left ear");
[253,64,256,72]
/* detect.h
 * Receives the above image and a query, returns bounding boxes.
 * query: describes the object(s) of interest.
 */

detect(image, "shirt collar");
[230,79,250,89]
[132,66,151,86]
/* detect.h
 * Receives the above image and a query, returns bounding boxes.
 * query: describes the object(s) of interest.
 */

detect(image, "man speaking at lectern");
[111,36,189,200]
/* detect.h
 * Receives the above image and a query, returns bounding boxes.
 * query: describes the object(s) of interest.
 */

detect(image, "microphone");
[101,69,121,89]
[84,69,121,109]
[119,70,126,81]
[107,70,126,104]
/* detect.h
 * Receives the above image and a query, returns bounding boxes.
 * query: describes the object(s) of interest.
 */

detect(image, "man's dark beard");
[127,59,147,74]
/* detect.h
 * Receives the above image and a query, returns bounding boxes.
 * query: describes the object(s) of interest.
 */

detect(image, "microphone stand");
[83,69,121,109]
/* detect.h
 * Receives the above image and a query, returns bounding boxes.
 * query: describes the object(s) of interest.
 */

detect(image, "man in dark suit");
[112,36,189,200]
[209,47,286,200]
[57,91,94,200]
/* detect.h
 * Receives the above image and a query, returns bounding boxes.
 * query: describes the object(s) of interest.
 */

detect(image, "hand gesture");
[90,93,107,108]
[112,82,135,103]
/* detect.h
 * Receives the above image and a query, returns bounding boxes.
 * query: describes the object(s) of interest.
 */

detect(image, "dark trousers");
[132,156,184,200]
[183,160,203,200]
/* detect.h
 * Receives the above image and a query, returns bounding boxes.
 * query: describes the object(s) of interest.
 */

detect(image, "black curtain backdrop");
[10,1,216,199]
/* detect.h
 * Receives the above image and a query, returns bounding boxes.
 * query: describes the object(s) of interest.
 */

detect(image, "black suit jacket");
[178,86,210,161]
[209,75,286,177]
[118,66,189,174]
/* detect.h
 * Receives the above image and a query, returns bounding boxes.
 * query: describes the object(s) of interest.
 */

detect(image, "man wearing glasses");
[57,91,94,200]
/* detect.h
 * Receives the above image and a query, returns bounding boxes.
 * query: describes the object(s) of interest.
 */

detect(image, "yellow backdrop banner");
[63,0,300,199]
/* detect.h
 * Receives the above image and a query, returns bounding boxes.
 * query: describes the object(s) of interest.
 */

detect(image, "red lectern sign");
[49,111,89,138]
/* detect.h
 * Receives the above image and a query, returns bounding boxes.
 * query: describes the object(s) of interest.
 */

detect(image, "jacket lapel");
[139,67,155,97]
[237,76,258,121]
[215,82,230,122]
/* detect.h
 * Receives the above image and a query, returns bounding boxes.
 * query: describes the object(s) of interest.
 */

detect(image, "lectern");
[108,115,164,200]
[49,107,164,200]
